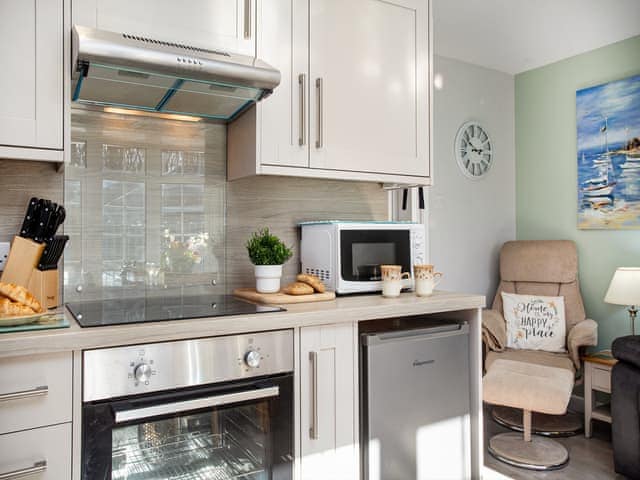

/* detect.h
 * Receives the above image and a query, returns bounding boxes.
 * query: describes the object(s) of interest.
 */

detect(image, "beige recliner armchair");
[482,240,598,435]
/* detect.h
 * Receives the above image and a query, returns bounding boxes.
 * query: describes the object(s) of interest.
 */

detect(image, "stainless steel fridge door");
[362,323,471,480]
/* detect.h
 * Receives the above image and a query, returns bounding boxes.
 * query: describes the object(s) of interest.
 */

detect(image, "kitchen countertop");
[0,290,485,358]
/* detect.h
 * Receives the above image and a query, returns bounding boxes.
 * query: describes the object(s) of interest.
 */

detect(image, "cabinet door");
[73,0,256,56]
[300,323,357,480]
[309,0,430,177]
[0,423,71,480]
[0,0,63,150]
[257,0,309,168]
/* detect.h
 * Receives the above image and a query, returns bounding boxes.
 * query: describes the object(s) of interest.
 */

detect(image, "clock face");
[455,121,493,179]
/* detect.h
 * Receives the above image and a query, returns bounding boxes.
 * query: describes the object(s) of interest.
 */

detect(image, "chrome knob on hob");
[244,350,261,368]
[134,363,152,382]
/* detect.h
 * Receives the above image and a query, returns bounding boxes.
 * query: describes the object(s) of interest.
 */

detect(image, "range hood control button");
[134,363,152,382]
[244,350,261,369]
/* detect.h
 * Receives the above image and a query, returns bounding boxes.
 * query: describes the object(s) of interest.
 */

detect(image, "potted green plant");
[246,228,293,293]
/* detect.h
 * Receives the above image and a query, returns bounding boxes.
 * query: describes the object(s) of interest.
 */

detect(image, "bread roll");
[296,274,326,293]
[283,282,314,295]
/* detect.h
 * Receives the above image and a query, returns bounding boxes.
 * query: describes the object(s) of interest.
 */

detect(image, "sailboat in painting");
[581,118,616,201]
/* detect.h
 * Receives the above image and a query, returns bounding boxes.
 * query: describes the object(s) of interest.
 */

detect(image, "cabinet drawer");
[0,352,72,434]
[0,423,71,480]
[592,366,611,393]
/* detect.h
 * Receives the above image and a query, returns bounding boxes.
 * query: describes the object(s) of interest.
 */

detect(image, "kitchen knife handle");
[19,197,39,238]
[298,74,306,146]
[315,78,323,149]
[309,351,319,439]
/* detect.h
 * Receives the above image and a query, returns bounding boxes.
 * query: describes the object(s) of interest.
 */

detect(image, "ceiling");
[433,0,640,75]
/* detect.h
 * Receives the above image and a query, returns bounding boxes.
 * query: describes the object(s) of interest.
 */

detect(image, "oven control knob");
[244,350,261,368]
[134,363,152,382]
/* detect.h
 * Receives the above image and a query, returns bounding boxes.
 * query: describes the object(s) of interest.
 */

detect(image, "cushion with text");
[502,292,566,352]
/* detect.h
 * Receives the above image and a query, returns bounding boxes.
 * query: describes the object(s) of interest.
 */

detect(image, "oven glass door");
[340,229,411,281]
[83,375,293,480]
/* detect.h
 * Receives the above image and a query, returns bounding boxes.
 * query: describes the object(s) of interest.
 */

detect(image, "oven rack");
[112,429,265,480]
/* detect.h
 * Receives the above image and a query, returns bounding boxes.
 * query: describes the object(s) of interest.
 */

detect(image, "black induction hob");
[66,295,284,328]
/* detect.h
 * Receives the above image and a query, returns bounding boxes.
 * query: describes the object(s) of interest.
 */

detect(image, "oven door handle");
[114,386,279,424]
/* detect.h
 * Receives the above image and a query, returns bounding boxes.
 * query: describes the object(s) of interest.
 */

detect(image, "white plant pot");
[254,265,283,293]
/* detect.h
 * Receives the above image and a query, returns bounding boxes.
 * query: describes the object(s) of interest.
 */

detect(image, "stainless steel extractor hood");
[71,25,281,121]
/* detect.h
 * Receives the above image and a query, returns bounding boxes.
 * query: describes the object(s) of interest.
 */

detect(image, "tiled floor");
[483,407,625,480]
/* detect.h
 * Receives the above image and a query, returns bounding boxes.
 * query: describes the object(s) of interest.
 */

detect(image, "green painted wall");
[515,36,640,350]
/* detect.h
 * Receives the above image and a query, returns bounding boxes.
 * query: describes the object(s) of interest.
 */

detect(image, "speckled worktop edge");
[0,291,485,358]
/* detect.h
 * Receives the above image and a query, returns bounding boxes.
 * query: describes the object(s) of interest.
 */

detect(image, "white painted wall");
[428,55,516,301]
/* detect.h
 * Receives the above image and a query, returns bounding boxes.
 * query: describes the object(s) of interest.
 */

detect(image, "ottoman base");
[488,432,569,471]
[492,405,582,437]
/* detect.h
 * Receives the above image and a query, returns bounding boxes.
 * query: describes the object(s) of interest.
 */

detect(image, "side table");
[582,350,617,438]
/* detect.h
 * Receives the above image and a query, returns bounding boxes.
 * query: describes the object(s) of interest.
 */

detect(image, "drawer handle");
[0,385,48,403]
[0,460,47,480]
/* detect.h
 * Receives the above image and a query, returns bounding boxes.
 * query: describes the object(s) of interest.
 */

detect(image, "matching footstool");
[483,359,574,470]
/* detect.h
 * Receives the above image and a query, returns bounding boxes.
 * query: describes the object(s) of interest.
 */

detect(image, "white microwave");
[300,221,426,295]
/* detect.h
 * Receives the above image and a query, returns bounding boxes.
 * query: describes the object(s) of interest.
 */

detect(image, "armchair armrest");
[482,308,507,352]
[568,319,598,369]
[612,335,640,370]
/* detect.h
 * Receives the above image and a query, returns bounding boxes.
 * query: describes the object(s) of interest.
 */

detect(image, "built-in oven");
[81,330,293,480]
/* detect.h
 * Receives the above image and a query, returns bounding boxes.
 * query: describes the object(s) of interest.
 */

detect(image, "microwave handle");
[114,386,279,424]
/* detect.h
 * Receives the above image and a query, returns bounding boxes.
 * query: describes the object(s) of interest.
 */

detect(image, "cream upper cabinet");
[228,0,309,177]
[299,323,358,480]
[73,0,256,56]
[228,0,432,185]
[0,0,64,157]
[309,0,430,178]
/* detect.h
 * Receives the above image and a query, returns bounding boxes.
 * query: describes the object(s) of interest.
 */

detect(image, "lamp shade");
[604,267,640,306]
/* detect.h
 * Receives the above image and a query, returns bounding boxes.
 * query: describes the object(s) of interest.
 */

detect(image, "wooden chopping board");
[234,288,336,305]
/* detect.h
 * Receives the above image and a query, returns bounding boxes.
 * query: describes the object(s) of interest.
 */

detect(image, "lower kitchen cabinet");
[299,323,358,480]
[0,352,72,435]
[0,423,71,480]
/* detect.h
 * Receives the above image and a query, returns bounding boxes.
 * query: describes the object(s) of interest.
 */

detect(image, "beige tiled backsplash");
[0,109,387,301]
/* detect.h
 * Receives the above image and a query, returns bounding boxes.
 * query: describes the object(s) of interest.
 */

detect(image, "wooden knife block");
[28,269,59,310]
[0,236,59,309]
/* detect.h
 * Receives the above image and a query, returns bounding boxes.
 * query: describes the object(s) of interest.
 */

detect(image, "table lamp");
[604,267,640,336]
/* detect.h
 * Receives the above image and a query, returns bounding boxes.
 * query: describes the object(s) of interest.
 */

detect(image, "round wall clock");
[454,121,493,179]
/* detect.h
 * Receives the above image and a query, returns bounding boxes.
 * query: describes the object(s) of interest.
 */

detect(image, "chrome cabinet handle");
[309,351,319,439]
[315,78,323,149]
[243,0,252,39]
[298,74,307,146]
[0,460,47,480]
[0,385,48,403]
[115,386,279,423]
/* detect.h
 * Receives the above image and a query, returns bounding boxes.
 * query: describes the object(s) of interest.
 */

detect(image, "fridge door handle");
[309,351,319,439]
[363,323,469,345]
[114,386,279,423]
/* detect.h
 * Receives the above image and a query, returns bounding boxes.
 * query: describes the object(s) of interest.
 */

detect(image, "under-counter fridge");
[360,318,471,480]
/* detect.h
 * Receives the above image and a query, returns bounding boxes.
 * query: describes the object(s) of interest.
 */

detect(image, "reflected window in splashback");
[64,108,226,301]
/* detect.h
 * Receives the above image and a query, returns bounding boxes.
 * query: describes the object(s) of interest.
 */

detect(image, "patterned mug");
[381,265,410,298]
[414,264,443,297]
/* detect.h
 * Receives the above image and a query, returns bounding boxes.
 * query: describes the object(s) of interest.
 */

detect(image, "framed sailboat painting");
[577,74,640,229]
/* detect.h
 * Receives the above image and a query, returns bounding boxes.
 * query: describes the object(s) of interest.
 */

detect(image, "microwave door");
[340,230,411,282]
